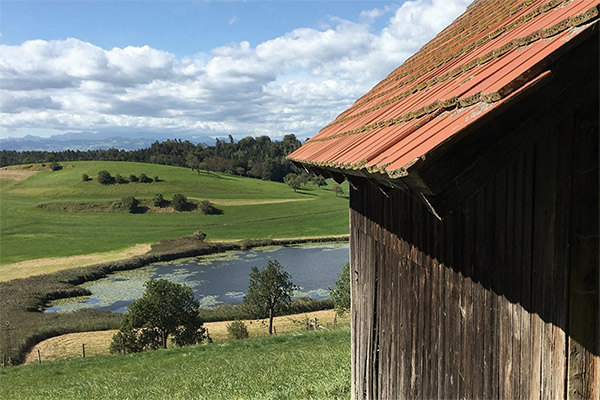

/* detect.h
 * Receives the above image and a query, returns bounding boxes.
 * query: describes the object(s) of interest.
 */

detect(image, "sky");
[0,0,472,142]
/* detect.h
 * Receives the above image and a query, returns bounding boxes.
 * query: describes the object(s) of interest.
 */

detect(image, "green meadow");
[0,161,349,264]
[0,329,351,400]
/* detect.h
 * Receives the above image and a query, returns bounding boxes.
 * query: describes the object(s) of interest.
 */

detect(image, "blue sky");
[2,1,392,56]
[0,0,471,143]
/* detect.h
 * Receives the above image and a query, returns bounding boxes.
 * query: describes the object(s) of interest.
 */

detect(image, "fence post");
[82,343,86,358]
[2,353,6,368]
[37,349,41,364]
[334,313,338,329]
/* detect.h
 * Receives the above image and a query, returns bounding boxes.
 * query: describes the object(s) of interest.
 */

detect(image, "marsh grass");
[0,237,345,365]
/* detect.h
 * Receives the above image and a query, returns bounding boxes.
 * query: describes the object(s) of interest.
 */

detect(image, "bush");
[154,175,160,182]
[97,170,114,185]
[82,173,90,182]
[129,174,139,182]
[227,320,249,340]
[172,194,189,211]
[50,161,62,171]
[200,200,222,215]
[192,230,207,241]
[153,193,166,207]
[139,173,153,183]
[113,196,140,213]
[115,174,128,184]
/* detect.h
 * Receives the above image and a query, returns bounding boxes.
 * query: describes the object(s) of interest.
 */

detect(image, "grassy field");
[0,329,351,400]
[0,161,349,265]
[25,309,350,364]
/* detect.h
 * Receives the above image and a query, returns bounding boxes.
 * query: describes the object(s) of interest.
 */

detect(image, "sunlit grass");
[1,329,351,400]
[1,161,349,264]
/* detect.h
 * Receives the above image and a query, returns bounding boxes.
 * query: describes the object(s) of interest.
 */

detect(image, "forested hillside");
[0,134,302,182]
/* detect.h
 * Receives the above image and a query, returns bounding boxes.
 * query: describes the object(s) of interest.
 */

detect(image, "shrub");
[115,174,128,184]
[172,194,189,211]
[113,196,140,213]
[97,170,114,185]
[227,320,249,340]
[81,173,90,182]
[153,175,160,182]
[139,173,153,183]
[50,161,62,171]
[129,174,139,182]
[153,193,166,207]
[200,200,222,215]
[192,230,207,241]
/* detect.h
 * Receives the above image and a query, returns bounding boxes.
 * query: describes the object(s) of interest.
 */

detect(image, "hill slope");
[0,329,351,400]
[0,161,349,264]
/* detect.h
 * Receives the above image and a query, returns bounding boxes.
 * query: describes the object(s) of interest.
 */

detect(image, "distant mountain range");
[0,131,218,151]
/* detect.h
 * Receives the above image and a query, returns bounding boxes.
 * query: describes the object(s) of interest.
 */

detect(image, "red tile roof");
[288,0,600,179]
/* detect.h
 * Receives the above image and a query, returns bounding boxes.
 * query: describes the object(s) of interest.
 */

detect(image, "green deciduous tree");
[172,193,189,211]
[110,279,206,353]
[284,173,301,192]
[244,260,298,335]
[332,183,343,197]
[97,170,114,185]
[312,175,327,188]
[200,200,222,215]
[330,263,350,315]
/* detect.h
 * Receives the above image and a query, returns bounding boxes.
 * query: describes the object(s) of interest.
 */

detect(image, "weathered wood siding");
[349,103,599,399]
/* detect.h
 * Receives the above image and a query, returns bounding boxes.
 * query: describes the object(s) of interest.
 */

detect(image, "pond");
[45,242,350,313]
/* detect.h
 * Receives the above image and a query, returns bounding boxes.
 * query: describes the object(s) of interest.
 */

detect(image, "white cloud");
[0,0,471,141]
[228,16,239,25]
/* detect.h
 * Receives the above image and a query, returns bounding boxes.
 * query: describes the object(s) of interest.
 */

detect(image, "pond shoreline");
[0,234,348,365]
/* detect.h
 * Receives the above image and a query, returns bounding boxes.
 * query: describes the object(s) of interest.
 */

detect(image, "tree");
[139,173,153,183]
[186,151,200,173]
[244,260,298,335]
[172,193,189,211]
[115,174,128,184]
[153,193,166,207]
[284,173,301,192]
[200,200,222,215]
[97,170,114,185]
[116,196,140,213]
[81,173,90,182]
[110,279,206,353]
[330,263,350,315]
[312,175,327,188]
[332,183,343,197]
[129,174,139,182]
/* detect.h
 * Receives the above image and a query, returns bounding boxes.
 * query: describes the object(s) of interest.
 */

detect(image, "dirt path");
[25,309,349,364]
[0,243,152,282]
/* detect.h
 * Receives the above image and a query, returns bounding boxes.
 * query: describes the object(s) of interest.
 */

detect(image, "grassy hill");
[0,329,351,400]
[0,161,349,265]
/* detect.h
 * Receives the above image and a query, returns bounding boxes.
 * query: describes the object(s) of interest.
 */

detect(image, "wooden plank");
[530,140,544,400]
[461,199,475,400]
[472,186,486,399]
[496,165,510,400]
[567,108,599,400]
[520,148,534,399]
[509,154,523,400]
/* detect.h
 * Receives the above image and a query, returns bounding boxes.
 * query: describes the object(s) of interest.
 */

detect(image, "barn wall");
[349,100,599,399]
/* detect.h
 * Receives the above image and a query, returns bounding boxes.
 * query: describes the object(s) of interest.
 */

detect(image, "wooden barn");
[288,1,599,399]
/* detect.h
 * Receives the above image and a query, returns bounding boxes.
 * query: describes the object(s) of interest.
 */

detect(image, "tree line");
[0,134,303,182]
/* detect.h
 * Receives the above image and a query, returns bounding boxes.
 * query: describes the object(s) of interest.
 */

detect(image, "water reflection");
[46,243,349,313]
